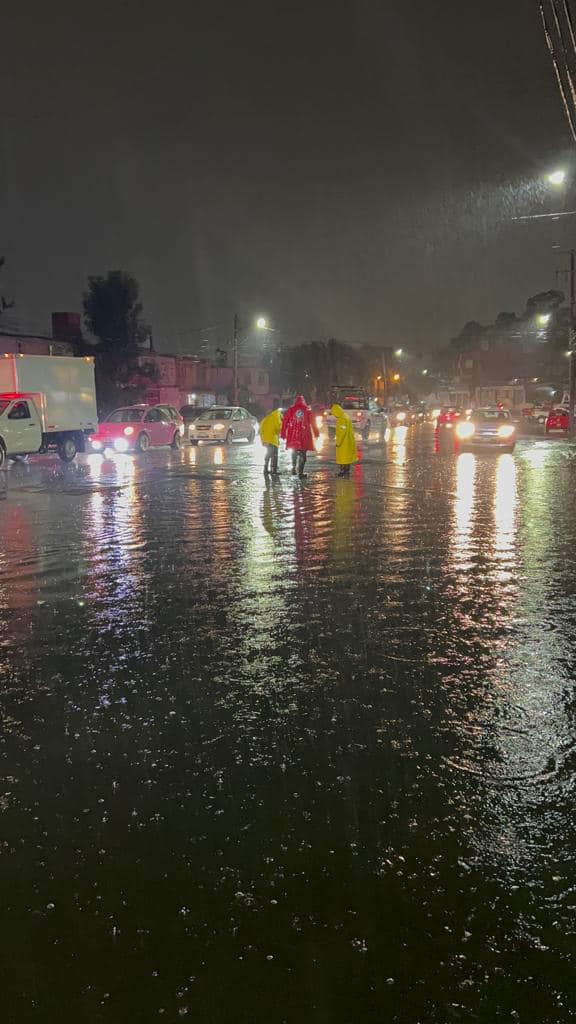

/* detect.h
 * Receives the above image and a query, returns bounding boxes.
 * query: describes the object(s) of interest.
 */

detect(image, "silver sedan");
[189,406,258,445]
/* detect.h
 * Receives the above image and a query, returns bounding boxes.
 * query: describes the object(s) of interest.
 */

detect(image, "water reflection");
[452,452,476,570]
[493,454,517,584]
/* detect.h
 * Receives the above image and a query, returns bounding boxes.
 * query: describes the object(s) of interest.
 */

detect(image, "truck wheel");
[58,437,77,462]
[136,432,150,453]
[171,432,181,450]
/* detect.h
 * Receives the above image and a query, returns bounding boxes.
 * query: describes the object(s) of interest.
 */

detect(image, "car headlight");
[124,426,134,436]
[114,437,129,452]
[213,423,225,431]
[189,423,196,431]
[432,408,441,419]
[90,438,102,450]
[456,421,475,439]
[497,424,515,439]
[396,411,406,421]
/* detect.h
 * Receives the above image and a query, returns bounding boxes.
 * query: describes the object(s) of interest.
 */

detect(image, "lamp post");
[232,314,269,404]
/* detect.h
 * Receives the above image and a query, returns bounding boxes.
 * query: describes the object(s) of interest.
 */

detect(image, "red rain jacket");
[281,396,319,451]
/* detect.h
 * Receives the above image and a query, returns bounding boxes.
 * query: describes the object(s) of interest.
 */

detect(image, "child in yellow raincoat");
[259,408,283,476]
[331,404,358,477]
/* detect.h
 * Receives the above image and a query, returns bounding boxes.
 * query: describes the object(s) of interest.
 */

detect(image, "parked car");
[455,407,516,451]
[545,407,569,434]
[189,406,258,445]
[89,404,184,453]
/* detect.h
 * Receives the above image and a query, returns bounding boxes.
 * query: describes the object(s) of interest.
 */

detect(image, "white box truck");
[0,354,98,467]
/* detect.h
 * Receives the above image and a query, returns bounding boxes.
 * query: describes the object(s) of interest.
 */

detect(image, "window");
[8,401,30,420]
[106,408,144,423]
[232,410,242,420]
[258,373,265,385]
[144,408,161,423]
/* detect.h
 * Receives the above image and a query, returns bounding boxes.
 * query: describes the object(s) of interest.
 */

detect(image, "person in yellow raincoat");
[259,408,283,476]
[331,403,358,477]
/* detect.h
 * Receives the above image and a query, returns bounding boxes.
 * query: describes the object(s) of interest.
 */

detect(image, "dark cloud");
[0,0,571,352]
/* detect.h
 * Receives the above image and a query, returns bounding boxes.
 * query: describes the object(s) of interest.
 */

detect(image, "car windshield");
[106,408,144,423]
[475,410,510,421]
[340,398,366,410]
[198,409,233,421]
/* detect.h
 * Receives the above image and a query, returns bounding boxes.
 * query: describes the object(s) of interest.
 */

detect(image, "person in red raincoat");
[281,395,319,478]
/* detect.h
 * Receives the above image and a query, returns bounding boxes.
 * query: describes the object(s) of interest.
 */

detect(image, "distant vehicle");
[522,404,550,426]
[189,406,258,445]
[456,407,516,451]
[89,404,184,453]
[387,405,417,426]
[436,406,462,427]
[0,353,98,467]
[545,408,569,434]
[324,387,387,441]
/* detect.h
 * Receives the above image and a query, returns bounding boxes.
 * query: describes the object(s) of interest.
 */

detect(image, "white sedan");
[189,406,258,445]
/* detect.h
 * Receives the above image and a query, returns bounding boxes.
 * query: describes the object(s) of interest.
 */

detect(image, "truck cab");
[0,395,43,466]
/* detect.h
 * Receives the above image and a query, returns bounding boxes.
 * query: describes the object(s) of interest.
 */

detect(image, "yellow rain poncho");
[259,408,282,447]
[331,404,358,466]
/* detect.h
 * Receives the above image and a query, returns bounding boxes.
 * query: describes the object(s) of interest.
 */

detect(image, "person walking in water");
[331,403,358,477]
[281,395,319,478]
[259,407,282,477]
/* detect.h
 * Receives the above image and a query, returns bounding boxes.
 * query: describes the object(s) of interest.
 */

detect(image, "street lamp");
[394,348,403,357]
[537,313,551,326]
[233,314,270,404]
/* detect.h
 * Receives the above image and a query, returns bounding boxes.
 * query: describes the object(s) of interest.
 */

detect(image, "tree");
[83,270,148,371]
[83,270,150,413]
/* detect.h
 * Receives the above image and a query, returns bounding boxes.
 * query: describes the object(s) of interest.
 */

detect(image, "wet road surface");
[1,427,576,1023]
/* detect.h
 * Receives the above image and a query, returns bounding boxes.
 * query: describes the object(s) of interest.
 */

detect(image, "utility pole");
[565,253,569,434]
[233,312,239,405]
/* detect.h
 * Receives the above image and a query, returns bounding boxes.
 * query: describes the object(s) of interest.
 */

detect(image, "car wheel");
[0,443,5,469]
[136,432,150,453]
[58,436,77,462]
[225,430,233,445]
[247,429,255,444]
[171,432,181,449]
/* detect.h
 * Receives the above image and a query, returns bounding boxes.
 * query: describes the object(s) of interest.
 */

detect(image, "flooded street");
[1,427,576,1023]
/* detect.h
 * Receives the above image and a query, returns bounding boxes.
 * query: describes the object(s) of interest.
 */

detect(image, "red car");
[545,407,569,434]
[89,404,184,453]
[436,406,462,427]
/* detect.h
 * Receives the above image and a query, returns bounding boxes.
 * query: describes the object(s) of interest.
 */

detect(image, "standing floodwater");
[1,432,576,1023]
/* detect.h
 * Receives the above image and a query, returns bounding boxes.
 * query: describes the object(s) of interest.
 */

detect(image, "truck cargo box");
[0,354,97,434]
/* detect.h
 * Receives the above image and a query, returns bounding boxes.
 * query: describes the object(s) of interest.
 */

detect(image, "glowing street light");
[392,372,401,382]
[256,316,268,329]
[394,348,403,357]
[548,169,566,186]
[422,368,429,375]
[537,313,551,326]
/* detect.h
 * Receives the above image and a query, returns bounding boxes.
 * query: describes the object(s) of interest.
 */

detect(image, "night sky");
[0,0,572,353]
